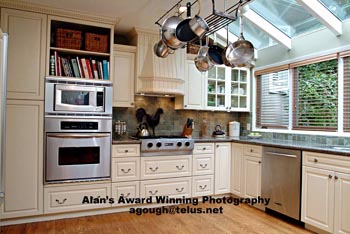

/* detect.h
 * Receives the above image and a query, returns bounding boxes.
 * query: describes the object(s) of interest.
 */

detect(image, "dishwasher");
[262,146,301,221]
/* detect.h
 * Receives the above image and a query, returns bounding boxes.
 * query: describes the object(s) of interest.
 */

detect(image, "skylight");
[318,0,350,21]
[249,0,324,37]
[228,19,277,49]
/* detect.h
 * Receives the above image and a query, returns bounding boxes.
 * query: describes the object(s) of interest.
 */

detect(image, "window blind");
[256,70,289,129]
[344,56,350,132]
[293,59,338,131]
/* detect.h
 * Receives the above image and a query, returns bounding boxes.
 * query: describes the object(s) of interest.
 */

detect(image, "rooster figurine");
[135,108,164,136]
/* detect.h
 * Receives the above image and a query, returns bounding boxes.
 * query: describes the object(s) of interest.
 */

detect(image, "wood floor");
[0,203,315,234]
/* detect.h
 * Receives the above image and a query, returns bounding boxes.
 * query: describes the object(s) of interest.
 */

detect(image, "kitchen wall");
[113,96,249,138]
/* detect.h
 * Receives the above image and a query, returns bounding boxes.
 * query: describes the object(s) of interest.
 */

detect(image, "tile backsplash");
[113,96,249,138]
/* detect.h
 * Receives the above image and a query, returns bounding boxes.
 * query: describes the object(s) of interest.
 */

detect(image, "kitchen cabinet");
[112,44,135,107]
[175,59,205,110]
[44,182,111,214]
[301,151,350,234]
[111,181,140,207]
[206,66,250,112]
[243,155,262,199]
[231,143,244,197]
[111,157,140,182]
[1,8,46,100]
[214,142,231,194]
[1,100,43,218]
[192,175,214,197]
[140,177,191,198]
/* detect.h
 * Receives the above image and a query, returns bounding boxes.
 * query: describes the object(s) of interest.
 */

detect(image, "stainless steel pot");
[194,38,214,72]
[226,15,254,67]
[154,27,174,58]
[161,16,186,49]
[189,15,209,38]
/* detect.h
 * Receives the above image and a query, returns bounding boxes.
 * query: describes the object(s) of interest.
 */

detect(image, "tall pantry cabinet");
[0,8,46,218]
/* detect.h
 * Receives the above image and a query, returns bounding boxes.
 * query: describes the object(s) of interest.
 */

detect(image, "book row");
[50,51,109,80]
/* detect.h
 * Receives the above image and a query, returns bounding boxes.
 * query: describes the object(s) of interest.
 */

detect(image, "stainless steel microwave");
[45,77,112,116]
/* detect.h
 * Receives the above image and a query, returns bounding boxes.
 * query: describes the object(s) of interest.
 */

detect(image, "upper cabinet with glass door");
[206,66,250,112]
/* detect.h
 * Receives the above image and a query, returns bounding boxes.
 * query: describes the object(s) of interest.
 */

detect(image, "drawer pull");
[176,187,184,192]
[125,150,129,153]
[199,185,207,190]
[121,168,131,173]
[120,193,131,198]
[149,166,159,172]
[335,175,339,180]
[149,190,158,195]
[202,147,207,150]
[55,198,67,205]
[200,163,208,169]
[176,165,185,170]
[329,174,333,179]
[314,158,318,163]
[258,161,261,164]
[250,149,253,152]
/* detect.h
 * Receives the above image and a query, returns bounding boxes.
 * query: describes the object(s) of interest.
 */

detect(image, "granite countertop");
[112,136,350,156]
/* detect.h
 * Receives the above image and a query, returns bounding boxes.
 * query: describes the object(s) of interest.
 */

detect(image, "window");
[293,59,338,131]
[344,53,350,132]
[254,53,347,133]
[256,69,289,129]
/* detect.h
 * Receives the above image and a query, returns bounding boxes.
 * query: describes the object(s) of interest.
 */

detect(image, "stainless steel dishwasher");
[262,146,301,220]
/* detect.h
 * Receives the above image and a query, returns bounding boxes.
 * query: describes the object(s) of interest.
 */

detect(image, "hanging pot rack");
[155,0,252,39]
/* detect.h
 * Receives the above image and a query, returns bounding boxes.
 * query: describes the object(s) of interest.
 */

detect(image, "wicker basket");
[55,28,82,50]
[85,33,108,53]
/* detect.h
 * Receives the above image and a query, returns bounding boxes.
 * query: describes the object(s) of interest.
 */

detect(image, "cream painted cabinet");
[301,151,350,234]
[1,8,46,100]
[214,142,231,194]
[112,45,136,107]
[175,60,205,110]
[1,100,43,218]
[231,143,244,196]
[243,156,262,199]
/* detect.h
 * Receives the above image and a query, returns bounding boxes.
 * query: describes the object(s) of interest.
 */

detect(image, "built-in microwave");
[45,77,112,116]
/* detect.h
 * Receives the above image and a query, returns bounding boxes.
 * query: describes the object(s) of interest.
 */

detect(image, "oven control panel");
[61,121,98,130]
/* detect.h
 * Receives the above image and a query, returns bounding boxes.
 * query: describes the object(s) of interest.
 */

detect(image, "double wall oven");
[44,77,112,183]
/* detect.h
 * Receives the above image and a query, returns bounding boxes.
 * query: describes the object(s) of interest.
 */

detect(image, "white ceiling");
[18,0,236,34]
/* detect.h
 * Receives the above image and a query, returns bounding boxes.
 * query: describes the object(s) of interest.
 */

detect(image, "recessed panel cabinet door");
[231,143,244,196]
[301,166,334,233]
[243,155,261,199]
[1,100,43,218]
[214,143,231,194]
[185,60,205,109]
[334,172,350,234]
[1,9,46,100]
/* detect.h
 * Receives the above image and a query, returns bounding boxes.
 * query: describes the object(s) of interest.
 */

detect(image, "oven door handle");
[47,133,110,139]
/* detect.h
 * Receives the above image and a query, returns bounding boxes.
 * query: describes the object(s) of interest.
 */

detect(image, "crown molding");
[0,0,119,25]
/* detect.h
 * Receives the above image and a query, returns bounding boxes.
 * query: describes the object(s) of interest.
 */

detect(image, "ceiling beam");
[241,6,292,50]
[295,0,342,36]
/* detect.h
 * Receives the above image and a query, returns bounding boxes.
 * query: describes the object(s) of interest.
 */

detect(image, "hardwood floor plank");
[0,203,315,234]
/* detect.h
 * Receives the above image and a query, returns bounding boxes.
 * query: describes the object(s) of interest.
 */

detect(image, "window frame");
[253,52,350,136]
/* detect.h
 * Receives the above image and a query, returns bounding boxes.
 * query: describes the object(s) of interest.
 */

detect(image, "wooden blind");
[256,70,289,129]
[292,59,338,131]
[344,56,350,132]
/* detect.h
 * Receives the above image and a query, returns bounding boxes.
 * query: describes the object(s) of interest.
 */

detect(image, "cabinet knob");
[216,145,219,148]
[258,161,261,164]
[125,150,129,153]
[184,105,187,107]
[314,158,318,163]
[329,174,333,179]
[335,175,338,180]
[203,147,206,150]
[131,102,134,106]
[250,149,253,152]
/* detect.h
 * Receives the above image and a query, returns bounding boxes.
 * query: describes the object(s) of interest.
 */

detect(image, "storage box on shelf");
[301,151,350,234]
[47,16,113,80]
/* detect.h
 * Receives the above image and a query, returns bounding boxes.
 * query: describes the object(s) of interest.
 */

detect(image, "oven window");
[58,147,100,165]
[61,91,90,105]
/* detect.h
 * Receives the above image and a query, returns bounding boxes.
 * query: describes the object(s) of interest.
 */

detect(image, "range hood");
[129,28,185,96]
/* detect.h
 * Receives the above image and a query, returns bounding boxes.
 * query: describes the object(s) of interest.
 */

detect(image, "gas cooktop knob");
[147,142,153,148]
[185,142,190,147]
[156,142,162,148]
[177,142,182,147]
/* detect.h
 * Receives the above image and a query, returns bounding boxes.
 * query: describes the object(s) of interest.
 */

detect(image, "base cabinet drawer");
[140,177,191,198]
[243,144,262,158]
[44,183,111,214]
[193,143,215,154]
[192,154,214,175]
[192,175,214,197]
[112,144,140,157]
[111,181,140,207]
[112,157,140,182]
[141,155,192,180]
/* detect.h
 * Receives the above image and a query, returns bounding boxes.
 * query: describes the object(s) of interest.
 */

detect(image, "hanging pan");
[226,14,254,67]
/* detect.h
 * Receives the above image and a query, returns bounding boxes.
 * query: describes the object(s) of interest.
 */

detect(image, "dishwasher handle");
[265,151,297,158]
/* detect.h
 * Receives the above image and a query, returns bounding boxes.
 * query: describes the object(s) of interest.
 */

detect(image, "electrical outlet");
[247,123,251,131]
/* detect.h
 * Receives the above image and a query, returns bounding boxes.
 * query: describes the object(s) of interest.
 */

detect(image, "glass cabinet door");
[207,66,226,109]
[230,68,249,111]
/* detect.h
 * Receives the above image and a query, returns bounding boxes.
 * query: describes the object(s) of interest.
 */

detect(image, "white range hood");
[129,28,185,96]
